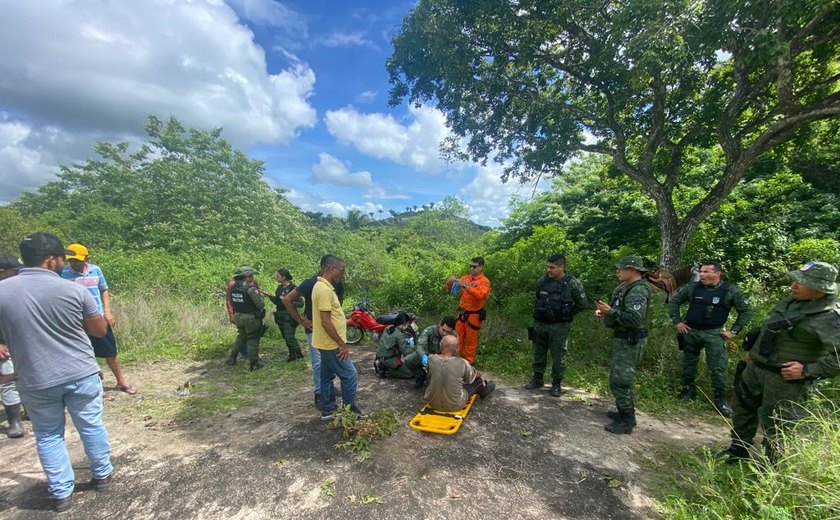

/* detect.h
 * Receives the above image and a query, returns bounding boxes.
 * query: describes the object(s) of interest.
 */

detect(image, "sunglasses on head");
[469,264,480,268]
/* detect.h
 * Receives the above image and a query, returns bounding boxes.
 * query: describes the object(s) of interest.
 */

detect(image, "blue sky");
[0,0,540,225]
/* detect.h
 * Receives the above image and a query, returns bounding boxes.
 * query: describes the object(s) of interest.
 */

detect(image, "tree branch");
[640,73,666,174]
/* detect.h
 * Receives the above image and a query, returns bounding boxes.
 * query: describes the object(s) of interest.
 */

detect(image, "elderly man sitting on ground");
[424,335,495,412]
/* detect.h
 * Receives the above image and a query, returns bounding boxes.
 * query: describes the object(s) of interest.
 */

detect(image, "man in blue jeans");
[281,256,345,407]
[0,233,113,513]
[311,255,363,420]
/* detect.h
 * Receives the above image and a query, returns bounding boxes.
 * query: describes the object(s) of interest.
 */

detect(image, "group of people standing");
[223,256,360,418]
[522,252,839,463]
[0,233,125,512]
[0,229,836,514]
[229,248,838,464]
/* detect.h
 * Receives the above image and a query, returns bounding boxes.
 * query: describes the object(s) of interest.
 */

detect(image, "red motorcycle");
[346,299,417,345]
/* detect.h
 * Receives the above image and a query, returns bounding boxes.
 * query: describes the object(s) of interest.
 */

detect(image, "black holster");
[677,334,685,351]
[757,331,778,357]
[527,325,535,341]
[742,327,761,351]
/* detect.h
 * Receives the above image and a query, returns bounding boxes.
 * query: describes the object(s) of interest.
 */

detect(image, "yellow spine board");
[408,394,478,435]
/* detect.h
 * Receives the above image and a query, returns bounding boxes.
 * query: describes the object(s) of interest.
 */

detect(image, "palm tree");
[346,208,370,230]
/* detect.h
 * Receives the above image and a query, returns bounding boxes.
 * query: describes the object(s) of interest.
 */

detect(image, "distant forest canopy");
[0,116,838,314]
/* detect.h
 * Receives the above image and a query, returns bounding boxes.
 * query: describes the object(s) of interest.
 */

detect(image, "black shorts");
[89,325,118,358]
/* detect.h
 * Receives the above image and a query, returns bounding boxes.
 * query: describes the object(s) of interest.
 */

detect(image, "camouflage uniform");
[227,267,266,370]
[527,274,587,393]
[376,325,424,380]
[667,281,751,402]
[416,324,457,357]
[603,256,652,434]
[724,261,840,462]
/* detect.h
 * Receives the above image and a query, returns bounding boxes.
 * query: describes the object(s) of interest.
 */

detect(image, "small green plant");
[319,477,336,498]
[330,407,401,462]
[361,494,384,505]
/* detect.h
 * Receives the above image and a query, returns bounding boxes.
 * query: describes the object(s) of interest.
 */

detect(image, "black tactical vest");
[533,276,574,324]
[685,282,731,328]
[230,282,260,315]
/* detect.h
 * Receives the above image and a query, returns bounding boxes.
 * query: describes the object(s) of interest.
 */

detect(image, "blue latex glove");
[421,354,428,368]
[406,337,415,347]
[450,281,461,295]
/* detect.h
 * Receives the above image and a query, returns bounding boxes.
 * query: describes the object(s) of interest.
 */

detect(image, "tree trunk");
[658,217,691,271]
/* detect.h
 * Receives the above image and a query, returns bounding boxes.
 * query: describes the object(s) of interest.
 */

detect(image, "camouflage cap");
[788,261,838,294]
[615,255,648,272]
[233,265,258,278]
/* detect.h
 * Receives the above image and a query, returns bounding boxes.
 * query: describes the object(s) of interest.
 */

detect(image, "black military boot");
[550,383,562,397]
[524,375,543,390]
[249,359,265,371]
[678,385,696,401]
[605,408,635,434]
[225,353,237,366]
[413,372,426,389]
[717,443,750,464]
[479,380,496,399]
[713,390,733,417]
[373,358,387,379]
[5,404,24,439]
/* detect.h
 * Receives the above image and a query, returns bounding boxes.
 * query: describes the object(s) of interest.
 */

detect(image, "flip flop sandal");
[117,384,138,395]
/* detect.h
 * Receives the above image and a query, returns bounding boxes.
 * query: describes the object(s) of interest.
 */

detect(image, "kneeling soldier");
[376,312,425,387]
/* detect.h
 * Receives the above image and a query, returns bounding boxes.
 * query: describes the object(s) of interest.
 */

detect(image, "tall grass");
[659,389,840,519]
[111,287,232,361]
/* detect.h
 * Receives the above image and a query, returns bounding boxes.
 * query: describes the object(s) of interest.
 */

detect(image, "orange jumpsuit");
[446,273,491,363]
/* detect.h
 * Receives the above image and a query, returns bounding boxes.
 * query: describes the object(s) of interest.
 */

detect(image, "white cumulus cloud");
[285,188,383,218]
[0,115,114,203]
[460,162,547,227]
[325,105,453,173]
[310,153,372,187]
[0,0,318,201]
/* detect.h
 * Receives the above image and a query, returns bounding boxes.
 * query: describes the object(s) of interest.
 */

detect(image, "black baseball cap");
[0,256,24,270]
[19,233,73,258]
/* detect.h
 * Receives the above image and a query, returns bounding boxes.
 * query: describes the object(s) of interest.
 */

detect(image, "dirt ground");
[0,346,727,519]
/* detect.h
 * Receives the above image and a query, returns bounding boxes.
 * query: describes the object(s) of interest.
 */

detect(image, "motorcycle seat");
[375,311,416,325]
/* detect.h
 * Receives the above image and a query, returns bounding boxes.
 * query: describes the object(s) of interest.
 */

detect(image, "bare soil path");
[0,346,725,519]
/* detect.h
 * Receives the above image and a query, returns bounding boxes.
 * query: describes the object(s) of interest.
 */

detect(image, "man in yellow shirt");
[312,255,363,420]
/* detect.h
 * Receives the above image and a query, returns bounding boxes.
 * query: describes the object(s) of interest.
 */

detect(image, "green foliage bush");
[659,390,840,519]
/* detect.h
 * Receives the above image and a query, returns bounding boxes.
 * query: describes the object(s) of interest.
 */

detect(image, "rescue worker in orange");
[446,257,491,363]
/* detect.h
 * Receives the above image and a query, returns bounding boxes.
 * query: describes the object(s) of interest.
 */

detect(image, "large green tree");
[388,0,840,268]
[15,116,310,254]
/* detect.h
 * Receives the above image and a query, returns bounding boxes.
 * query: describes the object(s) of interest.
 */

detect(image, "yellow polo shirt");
[311,276,346,350]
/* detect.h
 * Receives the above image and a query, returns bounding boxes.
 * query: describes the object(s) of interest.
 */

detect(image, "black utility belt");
[685,323,723,330]
[536,319,573,325]
[613,330,648,340]
[234,310,262,316]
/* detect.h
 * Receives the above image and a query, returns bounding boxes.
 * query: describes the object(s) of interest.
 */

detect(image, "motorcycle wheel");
[346,325,364,345]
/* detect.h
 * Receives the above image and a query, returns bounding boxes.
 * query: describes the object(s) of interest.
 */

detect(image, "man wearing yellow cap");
[61,244,136,395]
